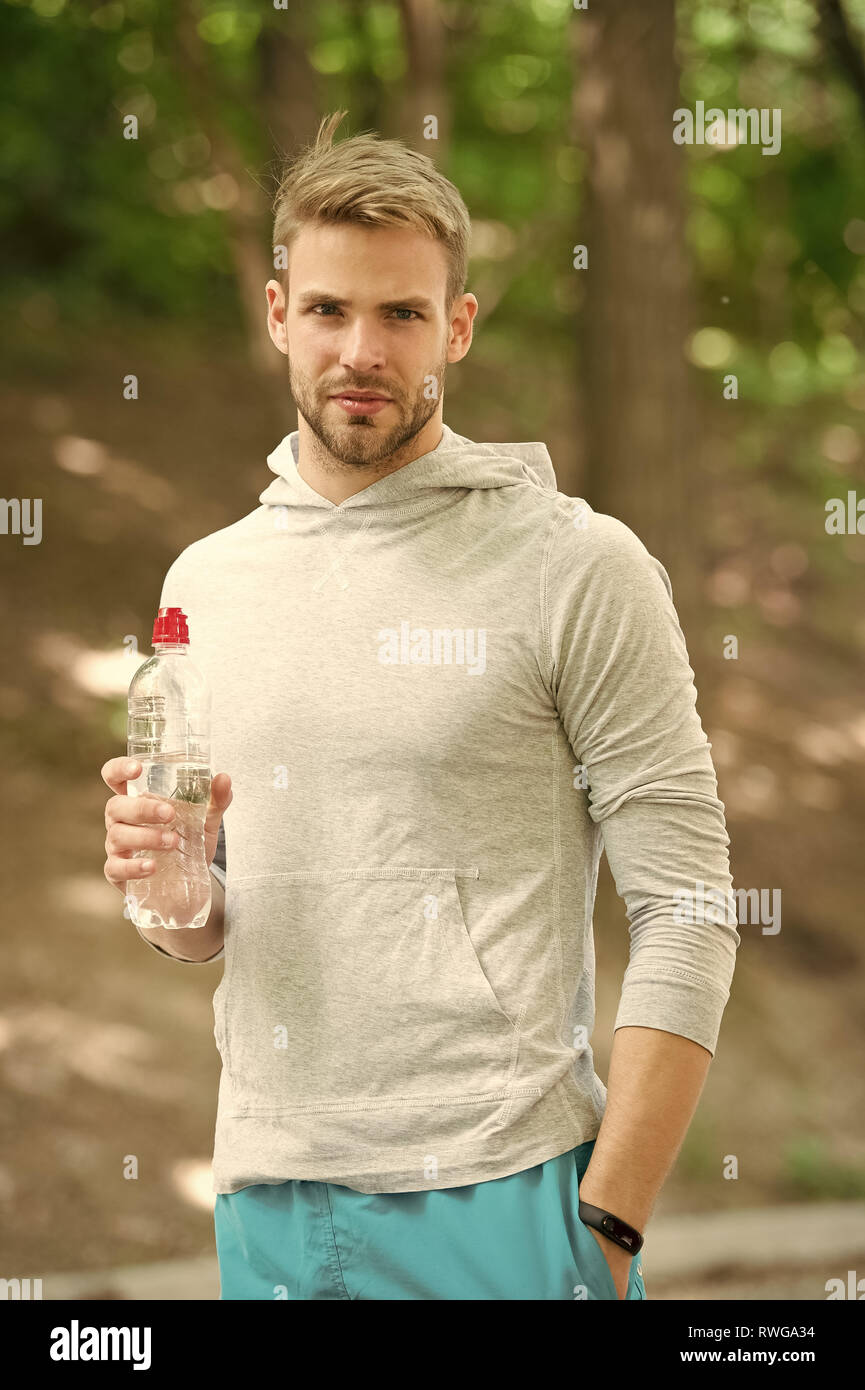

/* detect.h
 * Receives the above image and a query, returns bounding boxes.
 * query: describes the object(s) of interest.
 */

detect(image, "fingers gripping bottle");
[125,607,212,930]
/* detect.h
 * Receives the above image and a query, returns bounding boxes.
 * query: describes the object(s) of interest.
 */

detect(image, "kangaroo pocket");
[216,866,523,1116]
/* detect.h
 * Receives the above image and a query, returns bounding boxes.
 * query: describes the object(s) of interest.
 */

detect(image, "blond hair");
[271,110,471,313]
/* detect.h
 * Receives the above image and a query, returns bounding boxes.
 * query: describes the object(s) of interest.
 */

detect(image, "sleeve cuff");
[130,864,225,963]
[613,974,732,1057]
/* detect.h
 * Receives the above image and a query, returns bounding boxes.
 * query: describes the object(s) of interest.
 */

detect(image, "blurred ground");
[1,330,864,1281]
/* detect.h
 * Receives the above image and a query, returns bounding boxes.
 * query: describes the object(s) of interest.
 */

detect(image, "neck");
[295,411,444,505]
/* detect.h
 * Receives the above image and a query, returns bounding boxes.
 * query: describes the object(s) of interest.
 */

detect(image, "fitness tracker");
[578,1200,644,1254]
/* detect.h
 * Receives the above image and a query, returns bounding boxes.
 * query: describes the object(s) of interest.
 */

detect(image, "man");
[102,110,739,1300]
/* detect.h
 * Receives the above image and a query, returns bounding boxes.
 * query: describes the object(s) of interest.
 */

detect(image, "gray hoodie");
[137,422,739,1194]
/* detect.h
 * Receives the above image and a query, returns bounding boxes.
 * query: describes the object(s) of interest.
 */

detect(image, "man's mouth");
[330,392,391,402]
[329,392,392,416]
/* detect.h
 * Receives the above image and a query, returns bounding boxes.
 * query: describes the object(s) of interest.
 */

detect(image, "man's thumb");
[209,771,233,812]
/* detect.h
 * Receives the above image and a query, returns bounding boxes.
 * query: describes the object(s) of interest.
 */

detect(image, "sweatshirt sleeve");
[543,504,740,1056]
[131,553,225,965]
[209,819,226,890]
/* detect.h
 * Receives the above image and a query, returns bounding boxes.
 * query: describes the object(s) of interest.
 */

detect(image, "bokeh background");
[1,0,864,1297]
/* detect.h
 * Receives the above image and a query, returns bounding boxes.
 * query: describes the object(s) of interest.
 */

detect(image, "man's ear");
[448,292,478,363]
[265,278,289,356]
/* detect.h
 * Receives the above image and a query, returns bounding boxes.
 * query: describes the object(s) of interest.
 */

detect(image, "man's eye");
[310,304,420,321]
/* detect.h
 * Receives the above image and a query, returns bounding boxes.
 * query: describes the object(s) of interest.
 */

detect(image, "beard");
[287,350,448,471]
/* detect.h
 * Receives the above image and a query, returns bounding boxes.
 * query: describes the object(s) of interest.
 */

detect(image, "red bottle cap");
[152,607,189,646]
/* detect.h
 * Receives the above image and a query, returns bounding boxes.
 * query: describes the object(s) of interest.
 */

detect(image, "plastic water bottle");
[125,606,212,931]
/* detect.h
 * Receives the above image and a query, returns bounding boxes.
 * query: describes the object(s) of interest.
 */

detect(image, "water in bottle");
[125,607,212,930]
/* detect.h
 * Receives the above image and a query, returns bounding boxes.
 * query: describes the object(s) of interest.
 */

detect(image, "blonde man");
[103,111,738,1301]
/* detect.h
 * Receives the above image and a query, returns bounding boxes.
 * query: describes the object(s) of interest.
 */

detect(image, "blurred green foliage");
[3,0,863,355]
[781,1134,865,1199]
[3,0,865,529]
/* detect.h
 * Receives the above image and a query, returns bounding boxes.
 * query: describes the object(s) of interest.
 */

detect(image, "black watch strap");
[578,1200,644,1254]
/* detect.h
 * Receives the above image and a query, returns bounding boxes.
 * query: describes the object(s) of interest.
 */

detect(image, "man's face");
[268,222,470,468]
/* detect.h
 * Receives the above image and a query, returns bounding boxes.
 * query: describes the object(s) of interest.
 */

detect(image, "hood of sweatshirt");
[257,421,559,514]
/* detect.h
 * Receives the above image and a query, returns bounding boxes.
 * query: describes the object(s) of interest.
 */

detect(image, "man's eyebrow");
[295,290,436,313]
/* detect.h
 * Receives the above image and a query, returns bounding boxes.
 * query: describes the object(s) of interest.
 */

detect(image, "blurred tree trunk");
[255,12,323,425]
[572,1,700,637]
[175,3,279,377]
[396,0,449,153]
[257,12,320,165]
[816,0,865,129]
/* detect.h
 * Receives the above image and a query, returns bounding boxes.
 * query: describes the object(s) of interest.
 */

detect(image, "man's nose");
[338,320,386,370]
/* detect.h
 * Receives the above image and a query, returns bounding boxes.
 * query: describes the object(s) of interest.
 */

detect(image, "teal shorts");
[214,1140,648,1301]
